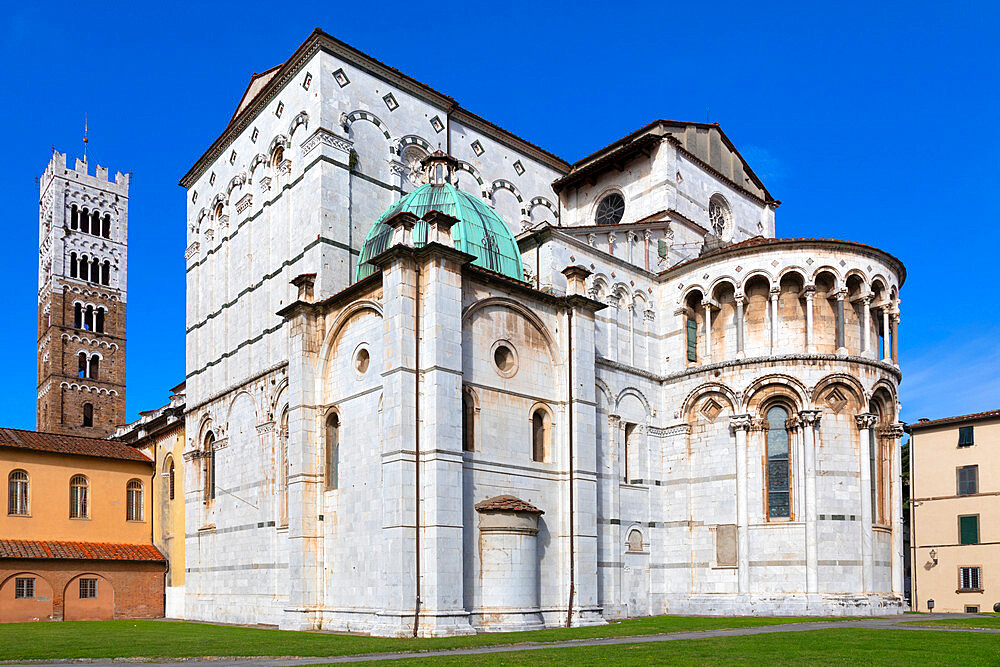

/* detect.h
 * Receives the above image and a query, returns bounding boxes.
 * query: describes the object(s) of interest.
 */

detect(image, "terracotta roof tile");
[0,539,164,562]
[909,409,1000,430]
[475,495,543,514]
[0,427,151,463]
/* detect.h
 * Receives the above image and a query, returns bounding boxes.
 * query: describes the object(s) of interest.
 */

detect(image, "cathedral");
[178,28,906,635]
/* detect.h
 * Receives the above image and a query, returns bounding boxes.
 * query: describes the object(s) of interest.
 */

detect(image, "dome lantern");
[421,149,459,186]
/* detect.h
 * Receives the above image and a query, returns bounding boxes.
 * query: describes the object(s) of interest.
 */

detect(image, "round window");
[595,192,625,225]
[354,348,370,375]
[709,196,733,240]
[491,341,518,378]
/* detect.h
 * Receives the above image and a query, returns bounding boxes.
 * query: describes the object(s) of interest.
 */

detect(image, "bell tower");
[37,151,128,436]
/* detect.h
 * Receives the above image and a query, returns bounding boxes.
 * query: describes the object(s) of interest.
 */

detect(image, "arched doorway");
[63,573,114,621]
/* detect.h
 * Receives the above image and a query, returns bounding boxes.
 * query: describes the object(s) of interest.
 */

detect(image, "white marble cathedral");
[179,29,906,635]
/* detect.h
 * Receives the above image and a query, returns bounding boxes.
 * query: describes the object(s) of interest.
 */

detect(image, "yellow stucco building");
[113,382,185,617]
[909,409,1000,613]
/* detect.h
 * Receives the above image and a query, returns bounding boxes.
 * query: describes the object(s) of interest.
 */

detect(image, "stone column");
[891,312,900,365]
[769,288,780,352]
[644,309,656,369]
[734,293,745,358]
[858,296,870,357]
[804,286,815,353]
[855,413,878,593]
[881,308,891,362]
[730,415,753,594]
[704,302,714,361]
[606,414,622,613]
[628,302,636,367]
[799,410,822,595]
[883,423,906,595]
[835,290,847,354]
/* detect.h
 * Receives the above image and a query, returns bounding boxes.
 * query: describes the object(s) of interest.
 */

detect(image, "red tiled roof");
[0,539,164,562]
[909,409,1000,430]
[475,495,544,514]
[0,428,151,463]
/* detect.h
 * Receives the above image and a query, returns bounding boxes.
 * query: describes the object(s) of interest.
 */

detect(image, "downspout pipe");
[413,261,422,637]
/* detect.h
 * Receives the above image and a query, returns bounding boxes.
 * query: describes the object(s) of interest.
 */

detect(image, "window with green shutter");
[687,319,698,362]
[958,425,974,447]
[657,239,668,259]
[960,515,980,545]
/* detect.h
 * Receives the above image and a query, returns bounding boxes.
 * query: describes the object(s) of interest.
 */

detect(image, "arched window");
[214,203,224,220]
[165,457,175,501]
[126,480,143,521]
[77,352,87,378]
[70,204,79,230]
[79,255,88,281]
[88,355,99,380]
[462,391,475,452]
[765,405,791,519]
[96,307,105,333]
[80,208,90,234]
[870,401,884,525]
[70,252,78,278]
[279,407,288,526]
[102,214,111,238]
[203,431,216,503]
[101,261,110,286]
[90,258,99,283]
[82,403,93,427]
[73,303,82,329]
[626,528,644,552]
[531,408,551,463]
[271,145,284,168]
[8,470,28,516]
[84,305,94,331]
[623,422,639,482]
[325,412,339,490]
[69,475,89,518]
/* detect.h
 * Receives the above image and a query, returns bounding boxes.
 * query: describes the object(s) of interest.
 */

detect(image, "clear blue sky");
[1,1,997,430]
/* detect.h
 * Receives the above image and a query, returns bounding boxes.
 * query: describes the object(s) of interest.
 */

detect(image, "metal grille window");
[595,193,625,226]
[960,515,980,545]
[79,578,97,599]
[14,577,34,599]
[958,426,975,447]
[766,406,791,519]
[958,465,979,496]
[69,475,89,518]
[960,566,982,591]
[126,480,143,521]
[8,470,28,515]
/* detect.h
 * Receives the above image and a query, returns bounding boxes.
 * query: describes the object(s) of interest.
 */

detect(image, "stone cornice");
[596,352,902,385]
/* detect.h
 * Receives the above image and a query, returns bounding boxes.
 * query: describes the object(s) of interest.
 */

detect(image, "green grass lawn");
[332,629,1000,666]
[0,616,851,661]
[904,614,1000,629]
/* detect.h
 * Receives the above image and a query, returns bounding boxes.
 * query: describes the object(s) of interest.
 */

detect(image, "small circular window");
[595,192,625,225]
[354,347,370,375]
[491,341,518,378]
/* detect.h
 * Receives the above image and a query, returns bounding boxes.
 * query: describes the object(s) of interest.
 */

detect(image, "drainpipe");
[566,308,575,627]
[413,261,422,637]
[910,438,917,610]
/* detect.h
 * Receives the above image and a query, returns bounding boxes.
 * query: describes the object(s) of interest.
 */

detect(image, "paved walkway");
[9,614,996,667]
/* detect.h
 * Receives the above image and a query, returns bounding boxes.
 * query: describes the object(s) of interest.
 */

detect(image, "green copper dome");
[355,183,524,282]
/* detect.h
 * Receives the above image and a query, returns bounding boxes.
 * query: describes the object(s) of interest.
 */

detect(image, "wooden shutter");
[958,426,974,447]
[687,319,698,362]
[960,515,979,545]
[657,239,668,259]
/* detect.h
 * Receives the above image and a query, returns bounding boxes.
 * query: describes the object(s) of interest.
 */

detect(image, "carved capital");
[878,423,905,440]
[855,413,878,430]
[587,233,597,247]
[608,414,621,427]
[730,414,753,432]
[799,409,822,426]
[607,232,616,246]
